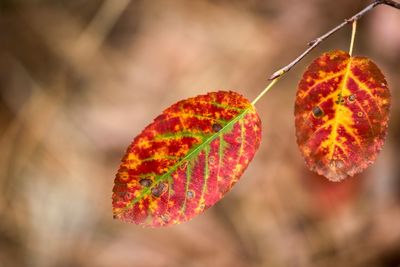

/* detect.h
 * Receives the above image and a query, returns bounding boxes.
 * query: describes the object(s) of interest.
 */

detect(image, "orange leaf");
[112,91,261,227]
[295,50,391,181]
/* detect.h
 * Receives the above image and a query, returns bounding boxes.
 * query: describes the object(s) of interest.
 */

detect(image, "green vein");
[180,159,192,214]
[165,175,173,216]
[138,172,157,178]
[210,101,243,111]
[181,99,243,112]
[217,134,228,182]
[154,131,209,140]
[218,119,246,189]
[231,118,245,184]
[117,106,253,214]
[141,155,180,162]
[238,119,245,160]
[169,112,228,124]
[198,145,210,207]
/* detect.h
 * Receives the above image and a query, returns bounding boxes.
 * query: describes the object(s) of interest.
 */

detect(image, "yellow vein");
[180,160,192,214]
[303,91,336,122]
[349,74,383,115]
[168,112,227,124]
[198,145,210,210]
[215,134,226,195]
[354,100,375,136]
[340,123,362,147]
[153,131,208,140]
[328,58,352,160]
[301,71,345,99]
[231,118,245,185]
[180,100,243,112]
[303,121,333,145]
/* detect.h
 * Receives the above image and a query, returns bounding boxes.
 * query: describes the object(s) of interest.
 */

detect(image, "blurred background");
[1,0,400,266]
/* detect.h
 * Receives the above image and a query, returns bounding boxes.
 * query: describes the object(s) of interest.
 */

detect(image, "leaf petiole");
[349,20,357,56]
[251,77,281,106]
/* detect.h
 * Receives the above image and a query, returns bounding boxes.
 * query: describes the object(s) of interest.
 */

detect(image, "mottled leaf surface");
[295,50,390,181]
[113,91,261,227]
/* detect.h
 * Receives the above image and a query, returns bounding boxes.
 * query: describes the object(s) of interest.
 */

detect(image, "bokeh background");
[1,1,400,267]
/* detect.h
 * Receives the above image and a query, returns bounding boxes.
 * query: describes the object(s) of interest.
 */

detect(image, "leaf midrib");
[328,57,353,160]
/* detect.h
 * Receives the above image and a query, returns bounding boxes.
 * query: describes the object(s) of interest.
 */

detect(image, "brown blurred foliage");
[1,1,400,267]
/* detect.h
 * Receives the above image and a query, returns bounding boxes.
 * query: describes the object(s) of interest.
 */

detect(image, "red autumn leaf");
[295,50,390,181]
[112,91,261,227]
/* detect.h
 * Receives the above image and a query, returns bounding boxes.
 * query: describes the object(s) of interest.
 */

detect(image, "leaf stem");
[349,20,357,56]
[251,77,281,105]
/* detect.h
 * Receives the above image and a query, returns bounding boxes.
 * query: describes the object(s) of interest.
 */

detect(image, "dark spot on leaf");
[179,161,188,171]
[329,159,345,170]
[335,92,344,105]
[312,106,324,118]
[357,112,363,117]
[187,190,195,199]
[209,156,216,164]
[139,178,152,187]
[124,192,133,201]
[348,94,356,102]
[212,123,222,132]
[151,182,167,197]
[335,159,345,170]
[160,214,170,222]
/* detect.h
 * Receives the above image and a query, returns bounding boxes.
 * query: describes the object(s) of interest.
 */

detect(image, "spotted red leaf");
[295,50,390,181]
[112,91,261,227]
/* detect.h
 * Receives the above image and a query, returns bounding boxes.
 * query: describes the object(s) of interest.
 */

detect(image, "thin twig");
[381,0,400,9]
[268,0,400,81]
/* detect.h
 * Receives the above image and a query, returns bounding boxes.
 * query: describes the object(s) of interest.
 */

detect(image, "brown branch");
[268,0,400,81]
[382,0,400,9]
